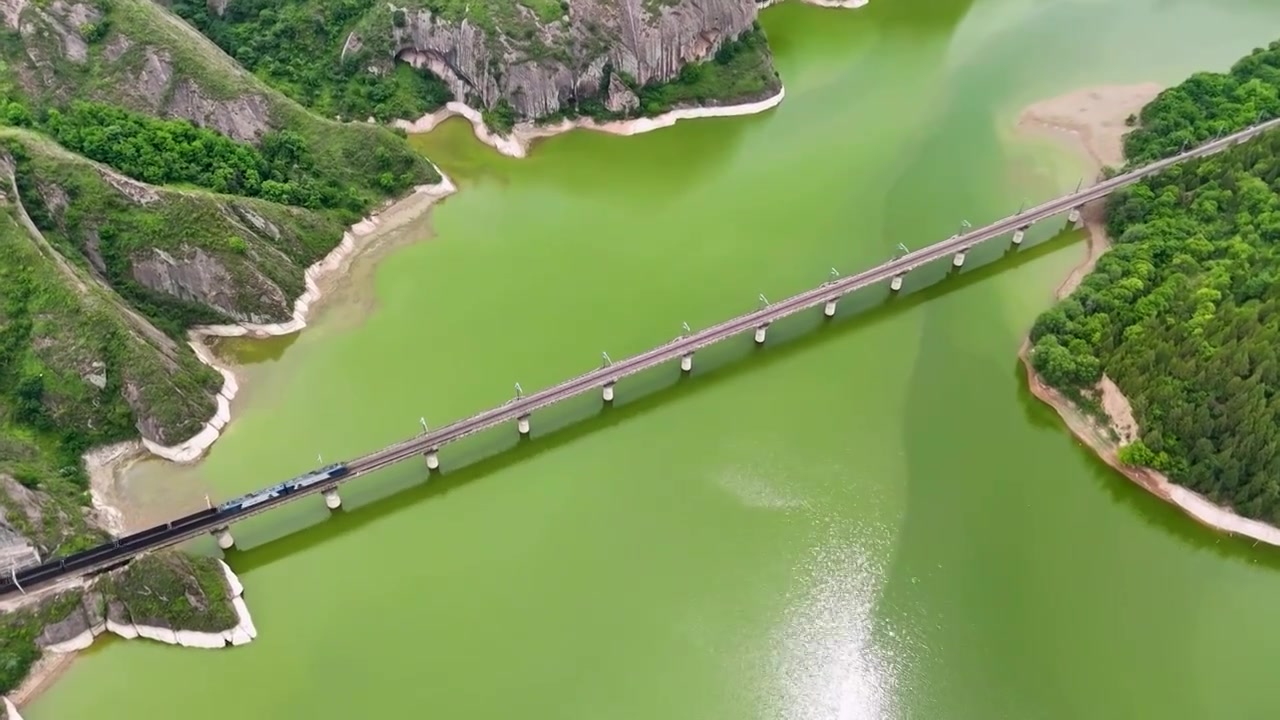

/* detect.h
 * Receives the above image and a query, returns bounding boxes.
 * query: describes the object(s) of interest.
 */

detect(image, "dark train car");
[61,543,121,568]
[118,523,173,548]
[63,545,129,573]
[170,506,219,530]
[16,560,71,586]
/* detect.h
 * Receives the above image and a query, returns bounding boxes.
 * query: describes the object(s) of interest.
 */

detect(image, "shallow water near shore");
[27,0,1280,718]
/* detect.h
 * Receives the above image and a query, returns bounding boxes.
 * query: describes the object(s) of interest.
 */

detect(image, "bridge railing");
[359,117,1280,470]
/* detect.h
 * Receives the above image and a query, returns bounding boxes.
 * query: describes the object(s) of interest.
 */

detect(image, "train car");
[219,481,289,513]
[61,542,121,568]
[15,560,70,586]
[117,522,171,547]
[238,486,286,511]
[169,506,219,531]
[287,463,351,492]
[216,462,351,513]
[63,544,129,573]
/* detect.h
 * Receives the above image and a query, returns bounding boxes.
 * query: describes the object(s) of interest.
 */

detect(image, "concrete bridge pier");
[425,449,440,471]
[754,325,769,344]
[517,415,531,436]
[953,249,968,267]
[680,353,693,373]
[1012,226,1028,245]
[1067,206,1082,225]
[603,382,616,403]
[823,299,837,317]
[213,527,234,550]
[890,274,904,292]
[323,488,341,510]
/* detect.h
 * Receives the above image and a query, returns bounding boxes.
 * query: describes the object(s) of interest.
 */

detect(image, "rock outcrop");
[0,555,254,716]
[338,0,765,119]
[0,475,101,562]
[6,0,274,142]
[130,247,291,325]
[29,558,256,653]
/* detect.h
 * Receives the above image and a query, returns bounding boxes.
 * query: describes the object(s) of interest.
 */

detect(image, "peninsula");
[1023,41,1280,545]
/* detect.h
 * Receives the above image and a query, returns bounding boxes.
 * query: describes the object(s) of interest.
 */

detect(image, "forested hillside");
[0,0,440,559]
[1030,41,1280,522]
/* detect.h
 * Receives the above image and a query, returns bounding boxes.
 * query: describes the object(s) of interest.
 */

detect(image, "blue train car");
[217,463,350,513]
[287,463,350,491]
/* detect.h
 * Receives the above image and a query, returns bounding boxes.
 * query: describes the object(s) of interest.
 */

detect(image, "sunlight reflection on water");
[763,523,909,720]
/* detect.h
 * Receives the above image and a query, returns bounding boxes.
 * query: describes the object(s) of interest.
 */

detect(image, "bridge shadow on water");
[227,223,1091,575]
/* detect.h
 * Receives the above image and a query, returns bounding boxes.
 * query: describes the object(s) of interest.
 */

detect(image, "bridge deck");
[3,118,1278,598]
[344,117,1280,474]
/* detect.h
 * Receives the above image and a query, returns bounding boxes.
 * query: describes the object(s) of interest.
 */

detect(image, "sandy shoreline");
[393,87,786,159]
[1017,84,1280,548]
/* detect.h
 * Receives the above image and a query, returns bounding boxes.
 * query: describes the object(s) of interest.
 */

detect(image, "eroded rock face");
[35,591,104,650]
[0,477,42,566]
[605,73,639,113]
[167,79,273,144]
[7,1,273,142]
[129,246,290,324]
[365,0,761,119]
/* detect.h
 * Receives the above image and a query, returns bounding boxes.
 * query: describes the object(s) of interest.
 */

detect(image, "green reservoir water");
[29,1,1280,718]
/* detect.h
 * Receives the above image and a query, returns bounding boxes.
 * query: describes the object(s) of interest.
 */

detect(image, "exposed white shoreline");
[133,86,786,463]
[759,0,868,9]
[138,172,457,464]
[39,560,257,656]
[393,86,787,159]
[6,561,255,716]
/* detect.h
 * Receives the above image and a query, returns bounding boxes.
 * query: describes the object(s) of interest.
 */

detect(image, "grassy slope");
[0,0,441,554]
[0,139,228,552]
[5,129,350,332]
[0,0,439,208]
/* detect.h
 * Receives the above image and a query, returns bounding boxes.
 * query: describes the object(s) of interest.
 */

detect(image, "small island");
[1023,41,1280,544]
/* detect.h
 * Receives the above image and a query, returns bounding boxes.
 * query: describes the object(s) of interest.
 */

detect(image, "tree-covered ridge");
[1030,43,1280,523]
[0,99,417,214]
[169,0,453,124]
[1122,42,1280,166]
[0,0,439,218]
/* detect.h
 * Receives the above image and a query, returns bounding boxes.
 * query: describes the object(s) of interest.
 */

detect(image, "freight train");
[0,462,351,597]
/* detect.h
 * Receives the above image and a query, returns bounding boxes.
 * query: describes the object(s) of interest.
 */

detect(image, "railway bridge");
[3,118,1279,598]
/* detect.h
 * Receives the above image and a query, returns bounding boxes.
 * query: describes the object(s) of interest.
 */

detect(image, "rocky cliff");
[384,0,762,118]
[195,0,774,122]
